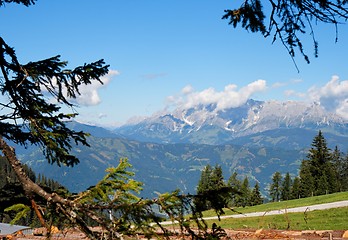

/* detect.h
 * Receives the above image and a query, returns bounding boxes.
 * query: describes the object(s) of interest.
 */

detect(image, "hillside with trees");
[268,131,348,201]
[0,156,67,227]
[195,165,263,210]
[194,131,348,212]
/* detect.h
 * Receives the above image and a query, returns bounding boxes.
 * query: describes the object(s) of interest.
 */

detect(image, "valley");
[16,99,348,199]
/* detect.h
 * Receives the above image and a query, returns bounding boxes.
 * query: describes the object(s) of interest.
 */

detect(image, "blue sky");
[1,1,348,127]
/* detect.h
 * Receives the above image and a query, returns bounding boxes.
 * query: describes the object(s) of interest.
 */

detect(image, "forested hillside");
[0,156,66,226]
[16,134,304,198]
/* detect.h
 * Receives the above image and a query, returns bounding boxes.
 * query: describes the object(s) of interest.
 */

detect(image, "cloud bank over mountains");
[165,75,348,120]
[75,74,348,127]
[167,79,267,111]
[308,75,348,119]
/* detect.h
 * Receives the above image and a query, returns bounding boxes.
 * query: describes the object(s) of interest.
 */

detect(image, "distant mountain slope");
[230,128,348,151]
[15,98,348,199]
[114,99,348,145]
[18,133,306,198]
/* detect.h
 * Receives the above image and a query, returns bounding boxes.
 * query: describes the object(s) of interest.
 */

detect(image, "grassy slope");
[203,192,348,230]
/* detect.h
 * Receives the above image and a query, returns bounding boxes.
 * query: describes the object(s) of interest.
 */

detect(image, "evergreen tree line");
[195,164,263,211]
[0,156,66,226]
[195,131,348,212]
[269,130,348,201]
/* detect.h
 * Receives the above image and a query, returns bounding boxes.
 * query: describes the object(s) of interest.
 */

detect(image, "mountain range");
[16,99,348,198]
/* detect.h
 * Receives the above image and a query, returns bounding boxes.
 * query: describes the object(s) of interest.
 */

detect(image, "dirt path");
[206,200,348,220]
[159,200,348,225]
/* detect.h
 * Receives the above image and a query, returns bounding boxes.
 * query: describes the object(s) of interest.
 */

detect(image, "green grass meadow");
[203,192,348,230]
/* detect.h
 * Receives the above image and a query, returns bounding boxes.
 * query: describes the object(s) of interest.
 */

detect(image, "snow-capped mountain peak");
[115,99,348,145]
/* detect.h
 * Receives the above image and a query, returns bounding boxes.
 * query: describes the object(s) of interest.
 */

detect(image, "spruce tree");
[250,182,263,206]
[330,146,344,192]
[281,172,292,201]
[299,160,315,197]
[195,164,213,211]
[240,177,251,207]
[341,154,348,191]
[269,172,282,202]
[195,164,229,212]
[290,176,301,199]
[211,165,225,189]
[305,131,338,195]
[227,172,243,207]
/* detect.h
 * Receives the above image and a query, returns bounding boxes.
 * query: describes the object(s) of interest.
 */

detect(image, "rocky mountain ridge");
[115,99,348,145]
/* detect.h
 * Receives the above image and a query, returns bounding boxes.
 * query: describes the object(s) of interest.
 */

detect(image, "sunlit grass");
[204,206,348,230]
[202,191,348,218]
[198,191,348,230]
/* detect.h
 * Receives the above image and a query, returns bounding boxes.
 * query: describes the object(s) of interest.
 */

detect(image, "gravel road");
[204,200,348,220]
[160,200,348,225]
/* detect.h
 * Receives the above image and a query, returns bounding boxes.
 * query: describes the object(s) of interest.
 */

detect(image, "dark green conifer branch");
[0,37,109,166]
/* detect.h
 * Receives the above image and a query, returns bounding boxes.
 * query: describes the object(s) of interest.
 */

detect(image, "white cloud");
[169,80,267,111]
[307,75,348,118]
[182,85,194,95]
[336,100,348,119]
[75,69,119,106]
[167,76,348,119]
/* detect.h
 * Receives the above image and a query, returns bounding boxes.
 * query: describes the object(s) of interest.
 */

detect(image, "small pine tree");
[227,172,242,207]
[269,172,282,202]
[211,165,225,189]
[301,131,339,196]
[299,160,315,197]
[250,182,263,206]
[317,174,329,195]
[307,130,331,168]
[281,172,292,201]
[240,177,251,207]
[195,164,213,211]
[341,154,348,191]
[195,164,228,212]
[290,176,301,199]
[329,146,342,192]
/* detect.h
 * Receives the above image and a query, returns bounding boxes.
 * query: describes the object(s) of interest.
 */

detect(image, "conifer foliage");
[299,130,340,196]
[195,165,230,213]
[0,156,66,227]
[195,166,264,210]
[268,130,348,201]
[269,172,282,202]
[250,182,263,206]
